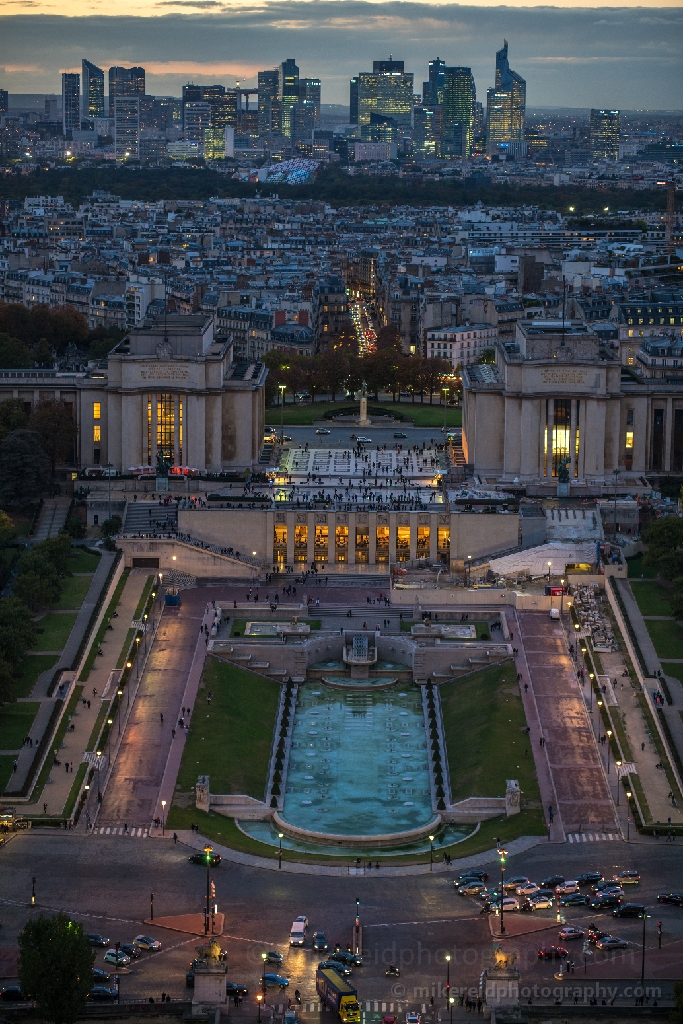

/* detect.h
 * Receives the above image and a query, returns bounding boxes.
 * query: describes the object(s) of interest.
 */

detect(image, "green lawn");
[174,658,280,798]
[31,614,78,652]
[645,619,683,660]
[9,655,58,699]
[53,575,93,610]
[133,574,155,620]
[0,702,40,749]
[662,663,683,684]
[627,555,657,579]
[440,661,542,807]
[0,754,16,791]
[79,569,130,681]
[265,400,462,429]
[630,581,673,618]
[67,549,101,573]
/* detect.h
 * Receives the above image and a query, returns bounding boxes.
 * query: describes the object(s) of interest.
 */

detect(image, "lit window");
[93,425,101,442]
[627,357,634,366]
[93,402,100,420]
[625,431,634,449]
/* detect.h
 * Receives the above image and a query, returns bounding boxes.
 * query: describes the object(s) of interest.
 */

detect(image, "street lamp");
[204,845,213,934]
[445,954,451,1021]
[161,800,166,836]
[547,560,552,582]
[606,729,612,773]
[467,554,472,586]
[278,832,284,869]
[279,384,286,442]
[125,664,132,707]
[626,790,632,840]
[135,636,141,679]
[96,750,102,803]
[442,387,449,433]
[257,994,263,1022]
[615,761,622,804]
[117,689,123,735]
[560,578,565,615]
[613,468,620,542]
[640,911,647,992]
[429,834,435,871]
[497,846,508,934]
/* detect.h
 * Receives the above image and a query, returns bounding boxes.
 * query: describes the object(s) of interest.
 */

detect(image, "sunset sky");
[1,1,682,108]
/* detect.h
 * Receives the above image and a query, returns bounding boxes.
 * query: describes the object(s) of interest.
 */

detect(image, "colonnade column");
[569,399,577,479]
[545,398,554,480]
[577,401,586,480]
[173,394,180,466]
[664,397,673,471]
[141,394,148,466]
[150,394,157,468]
[538,400,546,479]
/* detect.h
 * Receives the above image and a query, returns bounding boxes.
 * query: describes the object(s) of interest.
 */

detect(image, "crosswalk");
[567,832,620,843]
[271,1004,417,1015]
[94,825,149,837]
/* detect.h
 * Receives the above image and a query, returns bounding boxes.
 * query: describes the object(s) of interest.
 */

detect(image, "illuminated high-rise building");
[258,70,280,134]
[61,73,80,137]
[413,104,442,158]
[353,58,413,131]
[183,101,212,142]
[486,41,525,148]
[422,57,445,106]
[299,78,321,128]
[81,60,105,120]
[279,58,299,138]
[109,66,145,115]
[441,66,475,157]
[589,109,620,161]
[114,96,139,159]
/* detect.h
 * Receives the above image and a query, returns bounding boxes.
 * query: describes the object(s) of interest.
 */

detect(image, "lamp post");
[615,762,622,804]
[125,664,132,707]
[135,636,141,679]
[279,384,286,443]
[467,554,472,586]
[574,622,580,662]
[640,911,647,993]
[161,799,166,836]
[31,876,36,905]
[497,846,507,934]
[204,845,213,934]
[117,689,123,735]
[96,750,102,804]
[588,671,593,711]
[560,578,565,616]
[547,560,552,582]
[626,789,632,840]
[445,954,451,1021]
[278,832,283,869]
[429,834,435,871]
[606,729,612,773]
[442,387,449,433]
[257,994,263,1023]
[613,468,620,543]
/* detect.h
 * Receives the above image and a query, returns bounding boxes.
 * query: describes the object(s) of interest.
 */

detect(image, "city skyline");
[1,4,682,109]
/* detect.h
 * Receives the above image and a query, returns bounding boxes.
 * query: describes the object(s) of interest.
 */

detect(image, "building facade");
[81,60,105,120]
[62,73,80,137]
[590,109,620,161]
[486,41,526,150]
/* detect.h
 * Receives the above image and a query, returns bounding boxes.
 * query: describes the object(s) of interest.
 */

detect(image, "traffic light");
[210,880,216,899]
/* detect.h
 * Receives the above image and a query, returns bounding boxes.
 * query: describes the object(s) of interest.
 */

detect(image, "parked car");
[86,933,110,947]
[313,932,328,952]
[89,986,118,1002]
[614,870,640,885]
[537,946,568,960]
[657,893,683,906]
[529,895,554,911]
[118,943,141,959]
[0,987,26,1002]
[459,881,488,896]
[516,882,540,897]
[540,876,565,889]
[189,853,221,867]
[589,894,621,910]
[560,893,591,907]
[456,870,489,884]
[260,974,289,988]
[558,926,584,941]
[226,982,249,998]
[103,950,130,966]
[595,936,628,951]
[262,951,284,965]
[613,904,646,918]
[133,935,161,951]
[577,872,603,885]
[504,876,530,891]
[92,968,110,983]
[486,897,519,912]
[556,881,580,895]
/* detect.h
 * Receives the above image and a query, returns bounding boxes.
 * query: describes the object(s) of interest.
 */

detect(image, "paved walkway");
[515,610,617,833]
[32,497,70,542]
[20,571,148,817]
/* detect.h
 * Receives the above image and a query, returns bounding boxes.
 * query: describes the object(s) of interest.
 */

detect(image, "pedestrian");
[173,833,178,844]
[172,728,176,739]
[43,802,47,813]
[160,712,164,723]
[87,700,91,709]
[93,688,97,698]
[641,742,645,751]
[65,762,69,773]
[524,683,528,693]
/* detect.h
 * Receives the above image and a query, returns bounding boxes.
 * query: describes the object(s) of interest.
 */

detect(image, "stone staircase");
[33,497,71,541]
[123,502,178,534]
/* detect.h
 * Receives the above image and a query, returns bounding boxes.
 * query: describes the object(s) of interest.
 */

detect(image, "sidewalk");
[19,571,148,817]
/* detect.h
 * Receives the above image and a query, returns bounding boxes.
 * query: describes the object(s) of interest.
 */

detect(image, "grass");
[116,628,136,669]
[440,661,542,808]
[0,755,15,790]
[67,549,101,573]
[133,574,154,620]
[52,575,93,610]
[645,619,683,660]
[0,702,41,749]
[30,686,83,805]
[9,655,58,699]
[63,761,88,818]
[629,580,673,618]
[174,658,279,798]
[79,569,130,681]
[265,400,462,429]
[85,702,110,752]
[627,555,656,579]
[662,663,683,684]
[31,614,78,652]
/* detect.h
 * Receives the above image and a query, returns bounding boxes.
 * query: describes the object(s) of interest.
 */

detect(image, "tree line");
[0,398,78,507]
[642,516,683,620]
[0,302,125,367]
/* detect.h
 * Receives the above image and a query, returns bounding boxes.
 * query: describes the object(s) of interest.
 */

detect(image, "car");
[589,894,621,910]
[593,882,624,894]
[89,986,118,1002]
[614,870,640,885]
[657,893,683,906]
[351,435,371,443]
[537,946,568,960]
[92,968,111,983]
[560,894,591,907]
[558,926,584,941]
[613,904,646,918]
[332,951,362,966]
[595,936,628,951]
[119,943,141,959]
[459,881,488,896]
[394,432,408,439]
[315,429,331,435]
[133,935,161,951]
[319,959,352,976]
[262,951,284,965]
[284,1011,298,1024]
[541,876,565,889]
[556,881,580,895]
[226,982,249,997]
[588,926,607,943]
[86,933,110,947]
[103,949,130,966]
[186,971,195,988]
[577,872,603,885]
[487,897,519,912]
[516,882,539,897]
[456,870,489,884]
[529,896,554,911]
[406,1012,421,1024]
[313,932,329,952]
[504,876,530,891]
[260,974,289,988]
[0,987,26,1002]
[383,1016,397,1024]
[189,853,222,867]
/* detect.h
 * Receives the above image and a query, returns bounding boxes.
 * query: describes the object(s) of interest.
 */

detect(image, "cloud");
[156,1,223,6]
[1,62,43,71]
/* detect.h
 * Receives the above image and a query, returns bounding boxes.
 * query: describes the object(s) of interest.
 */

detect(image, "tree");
[0,596,36,677]
[13,569,61,611]
[28,401,78,475]
[476,348,496,365]
[18,913,95,1024]
[0,429,49,506]
[319,349,350,402]
[420,356,453,403]
[657,551,683,582]
[643,517,683,572]
[0,398,29,443]
[375,324,402,352]
[100,514,122,538]
[0,509,15,548]
[0,333,33,368]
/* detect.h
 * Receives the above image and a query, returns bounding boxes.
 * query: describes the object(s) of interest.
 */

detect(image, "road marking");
[569,834,574,843]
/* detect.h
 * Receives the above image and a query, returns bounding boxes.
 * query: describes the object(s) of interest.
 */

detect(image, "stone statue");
[207,938,223,964]
[361,380,367,397]
[156,450,171,477]
[491,945,517,972]
[505,779,521,816]
[557,456,570,484]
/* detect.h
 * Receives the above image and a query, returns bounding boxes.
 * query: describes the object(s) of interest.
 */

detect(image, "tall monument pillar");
[359,381,370,427]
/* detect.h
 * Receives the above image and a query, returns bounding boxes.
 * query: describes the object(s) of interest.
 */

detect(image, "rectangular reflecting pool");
[281,682,434,836]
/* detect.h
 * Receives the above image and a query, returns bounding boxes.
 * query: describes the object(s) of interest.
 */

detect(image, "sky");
[1,2,682,110]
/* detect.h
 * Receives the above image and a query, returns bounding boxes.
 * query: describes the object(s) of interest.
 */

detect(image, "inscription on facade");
[540,368,588,386]
[140,364,189,381]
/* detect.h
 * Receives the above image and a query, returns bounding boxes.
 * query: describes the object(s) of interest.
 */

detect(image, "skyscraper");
[441,66,475,157]
[353,58,414,131]
[258,70,280,134]
[114,96,140,159]
[109,66,145,114]
[423,57,445,106]
[0,89,8,115]
[299,78,321,128]
[590,109,620,161]
[81,60,105,120]
[184,101,212,142]
[61,73,80,137]
[349,77,359,125]
[486,41,526,148]
[279,58,299,138]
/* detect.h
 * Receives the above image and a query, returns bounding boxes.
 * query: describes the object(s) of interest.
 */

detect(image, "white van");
[289,916,308,946]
